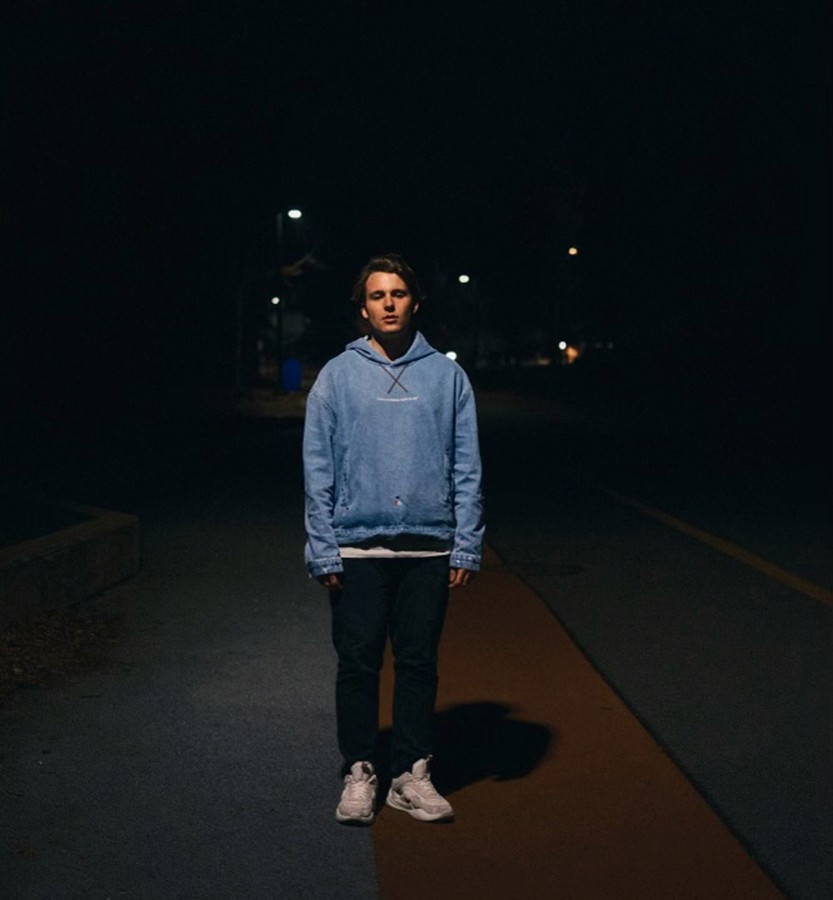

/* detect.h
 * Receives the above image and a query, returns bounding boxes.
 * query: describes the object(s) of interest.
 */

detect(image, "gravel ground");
[0,603,120,703]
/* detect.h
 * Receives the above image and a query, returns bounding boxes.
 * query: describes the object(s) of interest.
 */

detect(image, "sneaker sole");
[385,790,454,822]
[335,809,376,826]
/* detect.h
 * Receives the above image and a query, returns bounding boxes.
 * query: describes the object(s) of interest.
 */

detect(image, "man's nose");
[383,295,396,309]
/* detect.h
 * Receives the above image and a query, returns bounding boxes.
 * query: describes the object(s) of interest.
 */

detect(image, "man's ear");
[413,301,420,315]
[360,305,369,320]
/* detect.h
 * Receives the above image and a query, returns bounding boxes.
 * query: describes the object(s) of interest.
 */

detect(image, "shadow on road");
[376,701,553,795]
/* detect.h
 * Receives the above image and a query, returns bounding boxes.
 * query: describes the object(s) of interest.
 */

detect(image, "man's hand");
[317,573,342,591]
[449,567,475,589]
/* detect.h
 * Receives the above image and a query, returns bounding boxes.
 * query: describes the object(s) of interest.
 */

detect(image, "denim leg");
[330,558,389,771]
[389,556,450,775]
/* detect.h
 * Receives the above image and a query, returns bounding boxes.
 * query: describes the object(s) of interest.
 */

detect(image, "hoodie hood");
[345,331,439,366]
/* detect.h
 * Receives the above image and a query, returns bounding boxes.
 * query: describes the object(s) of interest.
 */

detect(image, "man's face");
[361,271,418,338]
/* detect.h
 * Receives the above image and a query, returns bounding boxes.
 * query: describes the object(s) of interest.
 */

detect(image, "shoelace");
[407,775,443,800]
[344,776,375,801]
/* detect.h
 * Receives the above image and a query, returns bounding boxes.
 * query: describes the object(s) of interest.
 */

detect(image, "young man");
[303,253,484,825]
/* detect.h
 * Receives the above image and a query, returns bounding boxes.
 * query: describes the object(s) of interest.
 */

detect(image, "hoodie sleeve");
[302,381,344,577]
[450,376,485,571]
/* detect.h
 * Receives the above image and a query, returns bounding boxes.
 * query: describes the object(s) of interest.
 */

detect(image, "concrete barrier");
[0,500,140,630]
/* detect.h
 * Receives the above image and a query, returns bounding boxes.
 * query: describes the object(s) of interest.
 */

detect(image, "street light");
[568,247,579,256]
[455,273,483,366]
[276,208,304,262]
[274,209,303,393]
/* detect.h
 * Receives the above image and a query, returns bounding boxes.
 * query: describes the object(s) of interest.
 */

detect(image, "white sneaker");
[386,757,454,822]
[336,761,378,825]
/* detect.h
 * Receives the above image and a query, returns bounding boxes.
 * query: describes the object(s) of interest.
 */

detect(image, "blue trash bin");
[281,358,302,392]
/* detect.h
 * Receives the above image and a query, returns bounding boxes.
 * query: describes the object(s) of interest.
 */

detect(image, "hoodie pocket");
[336,404,452,528]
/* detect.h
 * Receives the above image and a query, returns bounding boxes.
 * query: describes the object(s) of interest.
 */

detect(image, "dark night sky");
[2,1,829,432]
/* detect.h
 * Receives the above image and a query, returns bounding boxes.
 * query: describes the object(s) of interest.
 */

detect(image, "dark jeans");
[330,556,450,776]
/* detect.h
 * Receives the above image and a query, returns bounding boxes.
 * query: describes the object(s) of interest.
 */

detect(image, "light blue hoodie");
[303,331,484,577]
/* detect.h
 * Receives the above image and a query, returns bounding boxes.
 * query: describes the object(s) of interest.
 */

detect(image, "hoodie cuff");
[308,557,344,578]
[450,551,481,572]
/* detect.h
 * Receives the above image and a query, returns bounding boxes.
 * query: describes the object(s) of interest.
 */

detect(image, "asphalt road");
[2,373,830,899]
[475,386,832,900]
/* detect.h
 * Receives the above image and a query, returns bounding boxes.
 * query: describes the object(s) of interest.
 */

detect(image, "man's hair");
[350,253,423,308]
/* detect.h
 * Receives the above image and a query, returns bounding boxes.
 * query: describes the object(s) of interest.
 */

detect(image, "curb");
[0,500,140,631]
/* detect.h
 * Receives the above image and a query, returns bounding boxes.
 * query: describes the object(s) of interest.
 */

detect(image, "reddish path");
[373,546,784,900]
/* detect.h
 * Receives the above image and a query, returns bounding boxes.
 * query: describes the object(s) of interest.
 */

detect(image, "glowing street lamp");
[273,209,304,394]
[458,274,470,284]
[276,208,304,262]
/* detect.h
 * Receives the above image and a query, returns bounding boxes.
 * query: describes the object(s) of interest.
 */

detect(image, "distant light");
[568,247,579,256]
[558,341,567,350]
[287,209,303,219]
[445,351,458,361]
[457,274,470,284]
[271,296,281,305]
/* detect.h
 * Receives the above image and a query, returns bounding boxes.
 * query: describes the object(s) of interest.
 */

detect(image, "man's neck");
[368,329,415,362]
